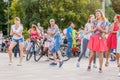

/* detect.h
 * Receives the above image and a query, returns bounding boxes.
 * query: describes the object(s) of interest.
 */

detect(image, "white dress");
[116,31,120,53]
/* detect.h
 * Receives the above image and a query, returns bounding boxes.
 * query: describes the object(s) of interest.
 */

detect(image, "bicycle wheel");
[26,45,34,61]
[48,44,70,61]
[34,45,43,62]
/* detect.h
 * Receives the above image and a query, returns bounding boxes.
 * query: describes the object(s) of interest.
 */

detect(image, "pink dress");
[107,22,119,49]
[88,21,108,52]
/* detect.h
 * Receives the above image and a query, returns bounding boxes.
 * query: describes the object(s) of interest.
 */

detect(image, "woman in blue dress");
[116,15,120,76]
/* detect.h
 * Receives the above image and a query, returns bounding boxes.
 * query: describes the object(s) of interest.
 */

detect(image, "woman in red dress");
[87,9,108,73]
[105,15,120,67]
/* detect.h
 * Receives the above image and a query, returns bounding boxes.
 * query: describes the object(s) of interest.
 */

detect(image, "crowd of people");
[0,9,120,76]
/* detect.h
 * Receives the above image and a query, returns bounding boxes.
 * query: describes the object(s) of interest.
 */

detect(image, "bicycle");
[26,37,43,61]
[34,44,70,62]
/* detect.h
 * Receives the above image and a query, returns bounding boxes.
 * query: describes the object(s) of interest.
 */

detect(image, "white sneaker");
[93,64,97,68]
[118,73,120,77]
[76,62,80,67]
[9,62,12,65]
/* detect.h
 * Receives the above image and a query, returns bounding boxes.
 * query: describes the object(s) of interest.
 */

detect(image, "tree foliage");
[0,0,7,33]
[2,0,118,36]
[10,0,24,24]
[10,0,101,29]
[105,6,115,22]
[111,0,120,14]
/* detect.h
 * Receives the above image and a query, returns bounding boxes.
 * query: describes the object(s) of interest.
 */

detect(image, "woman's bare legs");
[116,53,119,66]
[118,54,120,76]
[98,52,103,69]
[53,53,57,62]
[19,42,24,65]
[105,48,110,67]
[8,42,17,64]
[88,50,96,67]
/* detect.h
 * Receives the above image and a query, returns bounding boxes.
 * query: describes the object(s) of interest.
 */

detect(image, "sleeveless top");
[112,22,119,35]
[30,31,39,41]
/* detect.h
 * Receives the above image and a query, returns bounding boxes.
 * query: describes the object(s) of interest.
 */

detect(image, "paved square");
[0,53,119,80]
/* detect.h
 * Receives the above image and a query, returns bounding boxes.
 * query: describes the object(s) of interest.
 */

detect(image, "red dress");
[30,31,39,42]
[88,21,108,52]
[107,22,119,49]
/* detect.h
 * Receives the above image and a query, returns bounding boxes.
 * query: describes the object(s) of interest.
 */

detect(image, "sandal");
[118,63,120,67]
[105,62,109,67]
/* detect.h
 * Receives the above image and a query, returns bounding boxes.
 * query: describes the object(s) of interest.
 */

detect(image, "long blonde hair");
[95,9,106,21]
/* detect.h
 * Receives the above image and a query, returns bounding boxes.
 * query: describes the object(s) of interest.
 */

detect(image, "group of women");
[7,9,120,76]
[76,9,120,76]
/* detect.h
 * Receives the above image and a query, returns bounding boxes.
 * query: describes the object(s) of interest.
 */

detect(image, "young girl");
[116,15,120,76]
[28,25,39,42]
[26,25,40,53]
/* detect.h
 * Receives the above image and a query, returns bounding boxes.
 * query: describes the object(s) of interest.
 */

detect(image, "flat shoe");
[17,64,22,66]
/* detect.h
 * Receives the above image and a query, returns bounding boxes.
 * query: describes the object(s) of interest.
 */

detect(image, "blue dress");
[66,26,73,57]
[116,31,120,53]
[50,26,61,53]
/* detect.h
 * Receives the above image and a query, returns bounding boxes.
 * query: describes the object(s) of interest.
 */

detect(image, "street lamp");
[3,0,10,36]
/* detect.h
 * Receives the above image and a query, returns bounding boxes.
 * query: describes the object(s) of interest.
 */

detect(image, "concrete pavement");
[0,53,119,80]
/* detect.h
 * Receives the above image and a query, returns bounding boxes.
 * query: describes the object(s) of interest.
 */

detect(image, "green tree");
[17,0,101,29]
[111,0,120,14]
[10,0,24,24]
[105,6,116,22]
[0,0,8,34]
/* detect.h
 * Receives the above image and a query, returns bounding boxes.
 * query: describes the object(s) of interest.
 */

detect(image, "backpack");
[63,38,67,44]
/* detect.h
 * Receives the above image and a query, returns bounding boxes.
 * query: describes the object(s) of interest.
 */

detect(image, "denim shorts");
[12,38,24,43]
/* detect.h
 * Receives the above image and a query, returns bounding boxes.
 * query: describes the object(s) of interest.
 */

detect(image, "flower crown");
[117,15,120,19]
